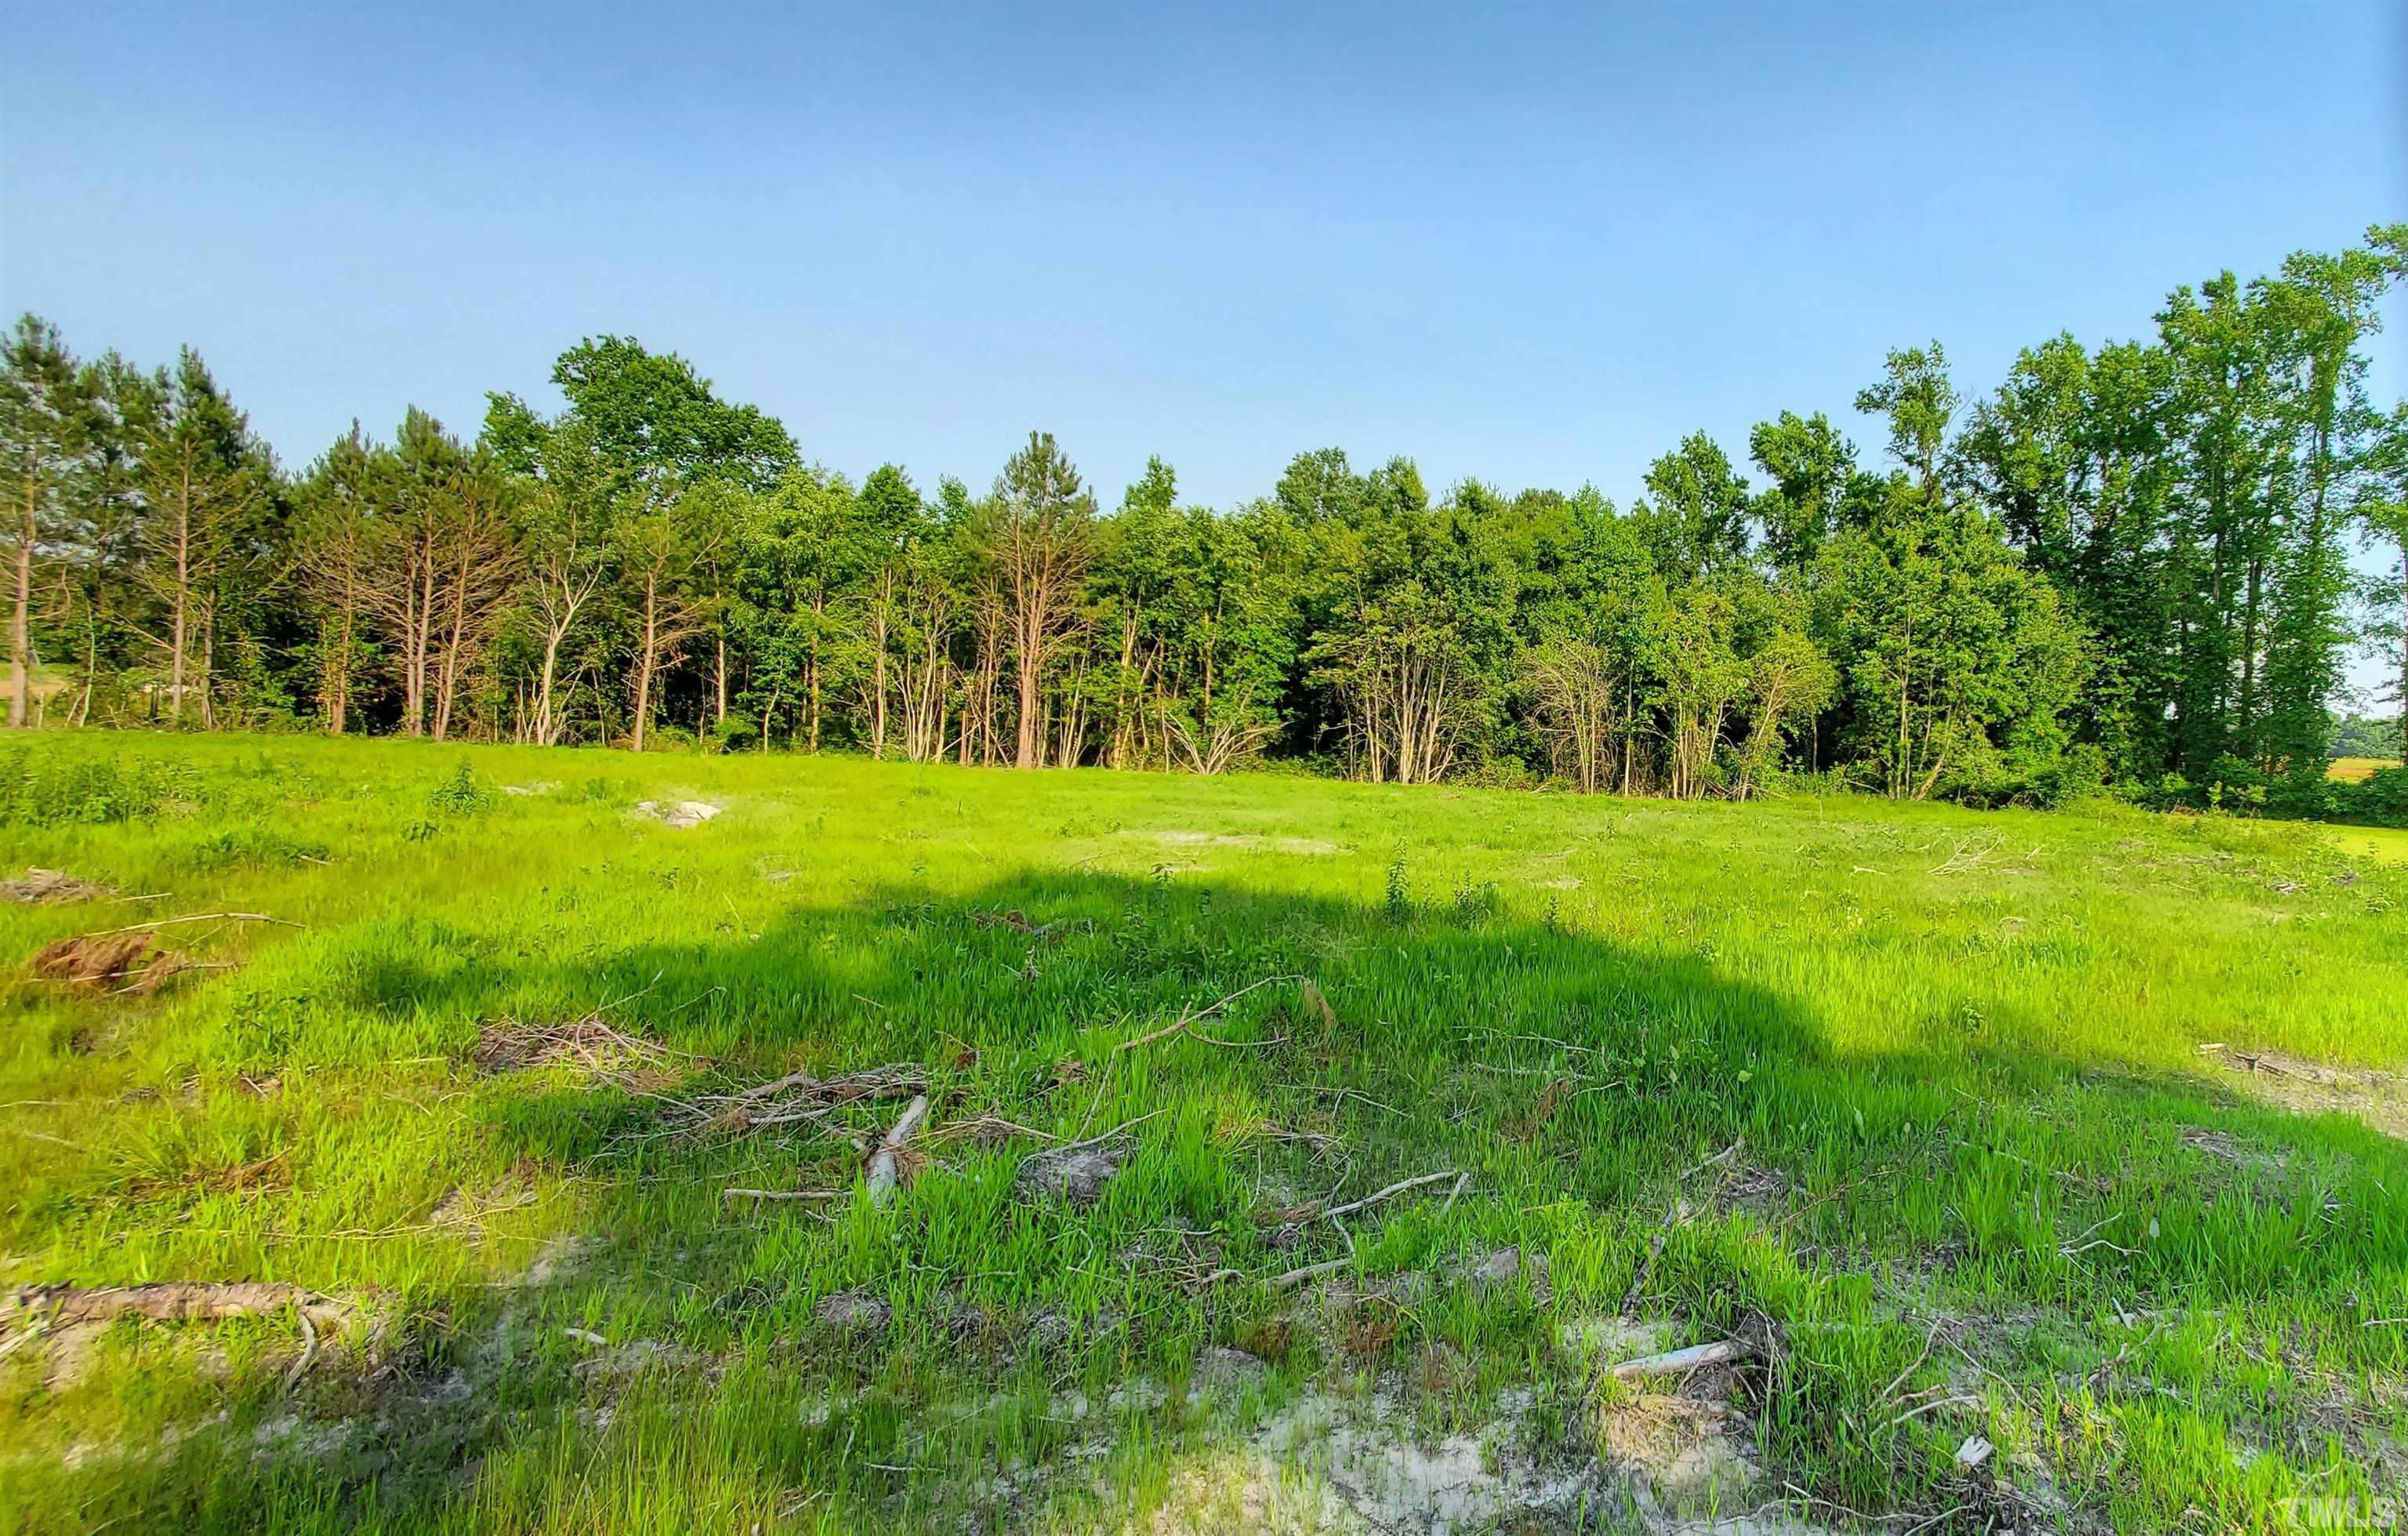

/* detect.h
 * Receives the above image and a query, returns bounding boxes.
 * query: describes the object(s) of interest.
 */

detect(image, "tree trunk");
[1014,608,1041,769]
[2238,556,2262,766]
[196,606,215,729]
[536,628,564,747]
[433,541,472,741]
[630,575,658,752]
[8,467,31,728]
[169,474,192,724]
[323,598,352,736]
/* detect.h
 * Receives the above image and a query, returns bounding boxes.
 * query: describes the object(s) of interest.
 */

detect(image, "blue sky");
[3,2,2403,684]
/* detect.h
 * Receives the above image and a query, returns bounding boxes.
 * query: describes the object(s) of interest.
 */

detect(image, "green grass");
[1,734,2403,1533]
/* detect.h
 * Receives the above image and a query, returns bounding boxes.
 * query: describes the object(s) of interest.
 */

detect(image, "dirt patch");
[634,799,720,828]
[29,930,191,993]
[1131,830,1338,855]
[2180,1126,2292,1173]
[1017,1141,1131,1205]
[2210,1048,2408,1142]
[1144,1385,1602,1534]
[1139,1371,1846,1536]
[1,868,111,903]
[815,1290,892,1336]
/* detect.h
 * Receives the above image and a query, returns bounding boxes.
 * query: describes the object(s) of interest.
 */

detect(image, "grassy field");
[0,735,2403,1534]
[2329,757,2403,786]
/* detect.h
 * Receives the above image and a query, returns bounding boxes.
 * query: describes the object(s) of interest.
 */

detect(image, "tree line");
[4,226,2405,822]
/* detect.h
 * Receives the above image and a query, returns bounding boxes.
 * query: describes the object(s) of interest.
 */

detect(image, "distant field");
[1,735,2403,1534]
[2330,756,2403,783]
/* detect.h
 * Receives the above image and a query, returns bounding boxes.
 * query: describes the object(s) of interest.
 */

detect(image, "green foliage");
[425,760,493,815]
[7,224,2405,826]
[0,746,199,824]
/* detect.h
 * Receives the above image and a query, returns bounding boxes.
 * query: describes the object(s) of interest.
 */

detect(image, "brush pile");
[668,1062,927,1137]
[30,930,189,993]
[1,868,111,904]
[473,1016,684,1088]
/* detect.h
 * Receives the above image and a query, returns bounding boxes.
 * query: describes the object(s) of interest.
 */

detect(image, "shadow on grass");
[14,863,2407,1534]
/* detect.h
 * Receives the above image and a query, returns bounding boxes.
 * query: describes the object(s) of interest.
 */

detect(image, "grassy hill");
[1,734,2402,1532]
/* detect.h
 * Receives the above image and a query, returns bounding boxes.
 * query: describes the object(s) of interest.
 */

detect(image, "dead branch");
[283,1306,319,1390]
[1872,1393,1982,1438]
[68,912,304,940]
[2057,1214,2139,1258]
[1115,974,1301,1054]
[1321,1168,1460,1223]
[668,1062,928,1140]
[1054,1108,1165,1153]
[709,1063,925,1106]
[723,1188,845,1204]
[1623,1139,1743,1316]
[865,1095,930,1207]
[1267,1257,1352,1291]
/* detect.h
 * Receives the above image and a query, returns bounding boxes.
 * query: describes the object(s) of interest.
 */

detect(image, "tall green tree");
[2360,401,2408,760]
[0,316,81,726]
[131,350,274,725]
[982,432,1096,769]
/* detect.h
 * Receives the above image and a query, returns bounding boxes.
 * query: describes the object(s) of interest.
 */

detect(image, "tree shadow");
[20,863,2406,1533]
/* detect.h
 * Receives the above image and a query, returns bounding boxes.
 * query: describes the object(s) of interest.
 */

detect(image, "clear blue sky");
[3,2,2403,681]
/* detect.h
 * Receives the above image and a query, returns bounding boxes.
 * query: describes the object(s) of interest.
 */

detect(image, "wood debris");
[30,930,192,993]
[676,1062,928,1138]
[473,1016,684,1088]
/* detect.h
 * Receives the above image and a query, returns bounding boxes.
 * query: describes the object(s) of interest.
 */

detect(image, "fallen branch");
[713,1063,925,1106]
[2057,1214,2139,1259]
[1677,1139,1745,1182]
[1267,1258,1351,1291]
[1115,974,1300,1054]
[1873,1392,1982,1437]
[669,1062,928,1140]
[1321,1168,1460,1223]
[67,911,304,940]
[11,1282,348,1326]
[283,1307,319,1390]
[865,1095,930,1207]
[723,1188,845,1204]
[1608,1338,1756,1378]
[1054,1108,1165,1154]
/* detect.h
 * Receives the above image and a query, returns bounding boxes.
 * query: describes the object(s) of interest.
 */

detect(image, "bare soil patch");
[2209,1047,2408,1142]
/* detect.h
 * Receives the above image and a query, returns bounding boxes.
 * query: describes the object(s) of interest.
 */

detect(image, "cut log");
[1606,1338,1754,1378]
[865,1094,930,1207]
